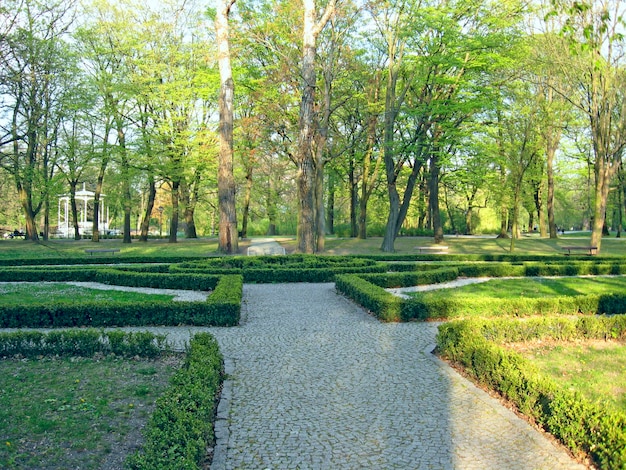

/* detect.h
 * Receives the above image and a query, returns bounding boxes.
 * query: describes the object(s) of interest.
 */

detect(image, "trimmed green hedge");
[127,333,222,470]
[335,274,402,322]
[0,267,221,290]
[360,268,459,289]
[335,260,626,321]
[0,274,242,328]
[172,255,387,283]
[0,329,171,358]
[436,317,626,469]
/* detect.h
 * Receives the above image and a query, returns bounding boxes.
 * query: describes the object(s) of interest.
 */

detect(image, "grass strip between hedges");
[436,317,626,469]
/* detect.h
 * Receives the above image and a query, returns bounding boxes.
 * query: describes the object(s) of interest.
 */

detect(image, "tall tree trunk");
[359,98,381,240]
[296,12,319,253]
[69,181,80,240]
[429,153,444,243]
[169,181,180,243]
[92,133,110,243]
[139,176,156,242]
[546,129,559,238]
[216,0,239,253]
[534,182,547,237]
[349,157,358,238]
[241,164,253,239]
[326,171,335,235]
[296,0,335,253]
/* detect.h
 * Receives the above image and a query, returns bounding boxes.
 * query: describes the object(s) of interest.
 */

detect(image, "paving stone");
[206,283,587,470]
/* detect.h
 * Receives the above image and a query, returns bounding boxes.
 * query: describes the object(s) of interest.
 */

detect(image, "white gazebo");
[57,183,110,237]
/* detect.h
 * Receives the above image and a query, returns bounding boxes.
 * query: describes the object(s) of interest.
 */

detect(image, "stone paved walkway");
[207,283,587,470]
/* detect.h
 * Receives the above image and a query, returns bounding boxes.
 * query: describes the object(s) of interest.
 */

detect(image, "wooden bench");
[561,246,598,256]
[416,246,449,254]
[85,249,121,256]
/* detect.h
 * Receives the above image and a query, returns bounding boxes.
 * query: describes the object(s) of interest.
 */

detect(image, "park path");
[206,283,587,470]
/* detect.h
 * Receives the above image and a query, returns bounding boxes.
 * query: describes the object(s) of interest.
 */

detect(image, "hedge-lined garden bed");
[336,261,626,322]
[436,316,626,469]
[0,269,242,327]
[0,329,222,470]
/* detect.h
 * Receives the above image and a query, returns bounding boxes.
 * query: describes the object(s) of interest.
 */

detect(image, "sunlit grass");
[513,341,626,413]
[2,234,626,259]
[0,238,220,261]
[0,283,174,305]
[405,276,626,299]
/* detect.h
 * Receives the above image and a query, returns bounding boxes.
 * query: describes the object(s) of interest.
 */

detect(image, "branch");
[313,0,337,37]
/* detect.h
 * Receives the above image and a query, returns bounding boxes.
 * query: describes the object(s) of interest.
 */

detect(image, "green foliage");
[335,275,403,322]
[0,265,242,327]
[174,255,386,283]
[0,329,170,358]
[339,259,626,321]
[361,268,459,288]
[436,317,626,469]
[127,333,222,470]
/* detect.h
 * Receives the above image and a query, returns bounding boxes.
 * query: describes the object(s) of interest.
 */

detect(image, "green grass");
[0,283,175,305]
[406,276,626,299]
[0,237,220,261]
[514,341,626,413]
[3,233,626,262]
[0,355,181,469]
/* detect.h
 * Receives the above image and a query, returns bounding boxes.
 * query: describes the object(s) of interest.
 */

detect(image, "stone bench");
[416,246,449,254]
[85,249,121,256]
[562,246,597,256]
[247,246,286,256]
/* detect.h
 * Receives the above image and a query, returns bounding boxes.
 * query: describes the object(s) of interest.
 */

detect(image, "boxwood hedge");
[436,317,626,469]
[0,273,242,328]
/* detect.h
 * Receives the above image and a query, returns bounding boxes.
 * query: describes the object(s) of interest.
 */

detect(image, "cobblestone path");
[208,283,586,470]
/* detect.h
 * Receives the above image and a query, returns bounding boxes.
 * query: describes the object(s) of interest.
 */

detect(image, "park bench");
[416,246,449,254]
[84,248,121,256]
[561,246,598,256]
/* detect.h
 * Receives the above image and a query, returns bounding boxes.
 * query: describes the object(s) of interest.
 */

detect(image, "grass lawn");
[0,237,220,261]
[0,355,181,469]
[405,276,626,299]
[0,282,175,305]
[2,233,626,261]
[511,341,626,413]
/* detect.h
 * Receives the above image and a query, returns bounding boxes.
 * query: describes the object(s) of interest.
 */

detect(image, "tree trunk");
[429,153,444,243]
[296,17,318,253]
[326,172,335,235]
[69,181,80,240]
[91,137,110,243]
[546,132,558,238]
[241,164,253,239]
[295,0,335,253]
[139,176,156,242]
[359,103,381,240]
[169,181,179,243]
[349,158,358,238]
[216,0,239,254]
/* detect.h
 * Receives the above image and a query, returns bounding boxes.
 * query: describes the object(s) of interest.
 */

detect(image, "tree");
[548,0,626,251]
[0,0,76,240]
[295,0,336,253]
[215,0,239,253]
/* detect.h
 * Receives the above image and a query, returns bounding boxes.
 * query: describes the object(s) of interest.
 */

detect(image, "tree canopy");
[1,0,625,252]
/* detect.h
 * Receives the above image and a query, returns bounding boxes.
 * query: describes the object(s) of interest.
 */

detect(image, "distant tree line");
[1,0,624,253]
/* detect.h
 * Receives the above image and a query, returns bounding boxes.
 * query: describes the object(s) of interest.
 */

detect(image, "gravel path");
[205,283,585,470]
